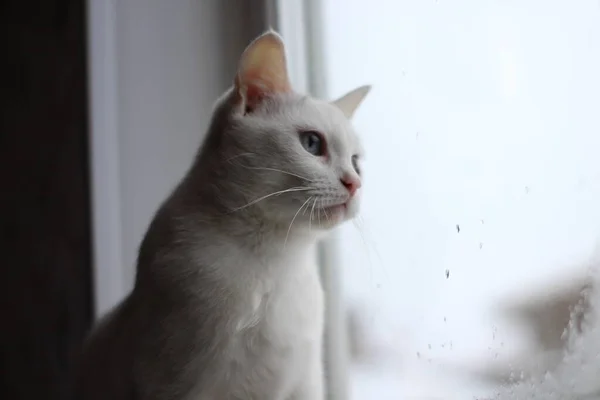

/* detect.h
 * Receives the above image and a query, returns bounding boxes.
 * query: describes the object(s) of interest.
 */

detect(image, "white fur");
[193,241,323,399]
[75,31,370,400]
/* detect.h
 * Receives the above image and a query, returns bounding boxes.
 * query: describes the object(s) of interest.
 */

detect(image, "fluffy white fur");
[74,31,370,400]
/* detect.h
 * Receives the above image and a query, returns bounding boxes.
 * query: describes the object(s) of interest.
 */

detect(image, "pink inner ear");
[240,68,291,112]
[243,83,266,113]
[235,32,294,112]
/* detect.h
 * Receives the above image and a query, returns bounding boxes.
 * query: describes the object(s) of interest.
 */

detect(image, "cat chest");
[234,267,324,344]
[214,272,323,397]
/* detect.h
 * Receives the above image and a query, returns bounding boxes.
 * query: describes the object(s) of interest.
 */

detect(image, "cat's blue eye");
[300,131,326,156]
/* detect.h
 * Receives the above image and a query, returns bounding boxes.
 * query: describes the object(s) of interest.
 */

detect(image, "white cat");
[75,30,370,400]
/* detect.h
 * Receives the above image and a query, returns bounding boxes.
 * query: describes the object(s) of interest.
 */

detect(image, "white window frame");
[87,0,124,317]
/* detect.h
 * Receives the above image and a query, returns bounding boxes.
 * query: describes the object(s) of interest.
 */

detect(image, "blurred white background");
[320,0,600,398]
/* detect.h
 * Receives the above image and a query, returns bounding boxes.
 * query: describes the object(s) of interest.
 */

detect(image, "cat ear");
[332,85,371,119]
[234,30,292,112]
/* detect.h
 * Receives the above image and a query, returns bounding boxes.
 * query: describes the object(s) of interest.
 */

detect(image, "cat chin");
[310,203,359,229]
[322,204,349,224]
[267,201,359,233]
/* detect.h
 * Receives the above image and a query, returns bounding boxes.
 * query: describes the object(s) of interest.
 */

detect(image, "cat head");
[205,31,370,234]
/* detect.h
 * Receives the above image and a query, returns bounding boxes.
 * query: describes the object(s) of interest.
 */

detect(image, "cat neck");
[159,172,319,251]
[134,193,320,295]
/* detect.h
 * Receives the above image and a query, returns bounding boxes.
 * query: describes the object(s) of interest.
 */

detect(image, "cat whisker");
[230,187,313,212]
[302,197,313,216]
[352,214,388,285]
[284,197,313,248]
[236,165,315,182]
[309,198,317,232]
[321,201,331,224]
[317,201,322,226]
[352,215,373,284]
[314,199,327,225]
[226,152,256,163]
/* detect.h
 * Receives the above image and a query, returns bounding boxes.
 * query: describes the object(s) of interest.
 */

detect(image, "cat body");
[78,212,323,400]
[75,32,370,400]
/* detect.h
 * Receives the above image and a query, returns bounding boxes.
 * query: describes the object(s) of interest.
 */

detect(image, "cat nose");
[340,174,361,197]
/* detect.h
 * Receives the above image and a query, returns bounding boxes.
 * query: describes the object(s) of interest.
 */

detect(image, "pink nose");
[341,175,361,197]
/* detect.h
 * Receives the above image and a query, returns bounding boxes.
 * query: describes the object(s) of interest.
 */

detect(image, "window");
[89,1,600,398]
[282,0,600,398]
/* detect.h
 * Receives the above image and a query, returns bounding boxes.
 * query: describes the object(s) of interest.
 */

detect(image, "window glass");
[320,0,600,398]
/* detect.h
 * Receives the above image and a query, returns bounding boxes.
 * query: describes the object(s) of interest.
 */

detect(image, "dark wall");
[0,0,93,399]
